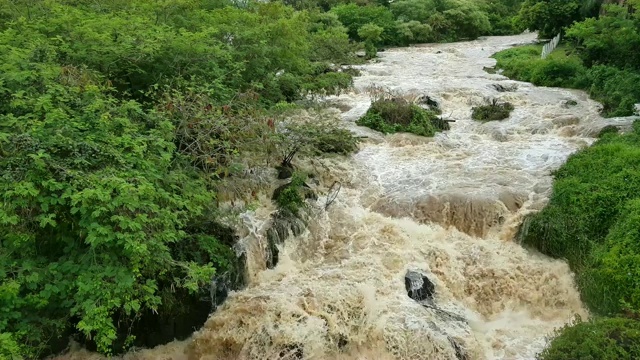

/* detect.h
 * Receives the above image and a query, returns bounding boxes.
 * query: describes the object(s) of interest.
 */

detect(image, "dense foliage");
[471,99,515,122]
[517,0,595,38]
[330,0,524,52]
[356,97,448,136]
[0,0,360,358]
[538,317,640,360]
[494,0,640,117]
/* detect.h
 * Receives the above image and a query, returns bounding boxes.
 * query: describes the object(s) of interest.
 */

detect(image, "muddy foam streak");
[65,34,640,360]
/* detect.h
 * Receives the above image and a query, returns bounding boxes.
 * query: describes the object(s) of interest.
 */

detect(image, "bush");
[356,98,446,136]
[538,317,640,360]
[274,172,308,214]
[530,57,586,88]
[586,65,640,117]
[312,128,360,154]
[0,1,360,357]
[493,45,587,88]
[471,99,515,122]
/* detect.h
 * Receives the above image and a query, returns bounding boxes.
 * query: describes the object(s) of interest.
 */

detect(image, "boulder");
[492,83,518,92]
[404,270,435,302]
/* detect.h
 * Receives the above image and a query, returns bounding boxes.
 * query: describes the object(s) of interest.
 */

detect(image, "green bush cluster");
[274,172,309,215]
[538,317,640,360]
[471,99,515,122]
[356,98,447,136]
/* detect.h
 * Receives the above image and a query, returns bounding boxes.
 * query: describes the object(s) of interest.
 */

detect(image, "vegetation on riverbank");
[493,1,640,117]
[538,316,640,360]
[503,2,640,357]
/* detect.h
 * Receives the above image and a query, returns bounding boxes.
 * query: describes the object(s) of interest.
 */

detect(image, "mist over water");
[63,33,633,360]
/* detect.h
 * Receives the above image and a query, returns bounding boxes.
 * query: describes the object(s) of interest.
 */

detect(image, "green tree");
[358,22,384,58]
[331,3,397,43]
[518,0,582,38]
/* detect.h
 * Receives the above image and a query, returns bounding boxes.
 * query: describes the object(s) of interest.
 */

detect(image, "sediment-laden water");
[62,33,638,360]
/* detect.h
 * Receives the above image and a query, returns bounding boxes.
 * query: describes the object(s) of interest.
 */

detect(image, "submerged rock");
[266,209,308,268]
[552,115,580,127]
[405,270,436,302]
[492,83,518,92]
[210,252,246,310]
[448,337,470,360]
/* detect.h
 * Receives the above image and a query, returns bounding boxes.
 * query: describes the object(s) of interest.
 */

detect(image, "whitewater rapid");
[63,33,629,360]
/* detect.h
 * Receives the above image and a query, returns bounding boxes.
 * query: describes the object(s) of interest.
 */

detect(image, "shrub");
[312,128,360,154]
[471,99,515,122]
[586,65,640,117]
[529,57,586,88]
[356,98,446,136]
[538,317,640,360]
[274,172,308,214]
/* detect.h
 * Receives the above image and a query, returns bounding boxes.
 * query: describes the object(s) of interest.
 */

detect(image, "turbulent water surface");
[64,33,636,360]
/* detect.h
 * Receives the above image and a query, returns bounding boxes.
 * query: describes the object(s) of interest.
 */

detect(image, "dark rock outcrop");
[405,270,436,302]
[266,209,307,268]
[276,163,294,179]
[210,251,247,310]
[417,94,440,111]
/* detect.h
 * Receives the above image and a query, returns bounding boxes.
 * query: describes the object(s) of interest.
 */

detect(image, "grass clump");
[538,317,640,360]
[356,88,449,137]
[471,99,515,122]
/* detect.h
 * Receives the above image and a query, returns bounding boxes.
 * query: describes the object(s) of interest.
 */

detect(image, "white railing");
[541,33,561,59]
